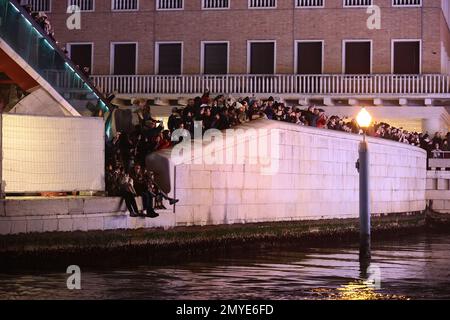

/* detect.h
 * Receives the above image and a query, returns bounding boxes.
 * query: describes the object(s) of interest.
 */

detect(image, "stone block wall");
[426,170,450,213]
[0,120,427,235]
[166,120,427,226]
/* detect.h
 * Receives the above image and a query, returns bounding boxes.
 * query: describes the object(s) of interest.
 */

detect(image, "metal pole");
[359,133,371,259]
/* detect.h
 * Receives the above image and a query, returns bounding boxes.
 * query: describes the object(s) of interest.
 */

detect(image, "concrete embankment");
[0,212,426,270]
[1,120,427,236]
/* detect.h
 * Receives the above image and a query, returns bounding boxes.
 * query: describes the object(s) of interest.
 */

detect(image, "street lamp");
[356,108,372,259]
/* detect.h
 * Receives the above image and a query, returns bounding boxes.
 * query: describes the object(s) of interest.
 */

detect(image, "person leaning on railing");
[432,143,443,159]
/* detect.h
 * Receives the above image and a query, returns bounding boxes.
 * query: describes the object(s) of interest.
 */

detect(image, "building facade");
[28,0,450,75]
[22,0,450,131]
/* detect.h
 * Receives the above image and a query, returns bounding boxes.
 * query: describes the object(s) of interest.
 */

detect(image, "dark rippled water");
[1,232,450,300]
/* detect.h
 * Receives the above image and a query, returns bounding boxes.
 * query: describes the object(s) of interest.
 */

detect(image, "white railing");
[392,0,422,6]
[248,0,276,8]
[68,0,94,11]
[157,0,183,10]
[112,0,138,10]
[429,156,450,170]
[296,0,324,7]
[202,0,229,9]
[90,74,450,96]
[20,0,51,12]
[343,0,372,7]
[112,0,139,11]
[431,151,450,159]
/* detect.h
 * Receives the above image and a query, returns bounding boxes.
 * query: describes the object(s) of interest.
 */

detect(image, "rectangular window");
[156,43,182,75]
[344,41,371,74]
[296,41,323,74]
[157,0,183,10]
[68,43,93,74]
[392,0,421,7]
[111,43,137,75]
[68,0,94,11]
[202,42,229,74]
[393,40,421,74]
[20,0,51,12]
[248,41,276,74]
[112,0,139,11]
[248,0,276,9]
[343,0,372,7]
[296,0,324,8]
[202,0,229,9]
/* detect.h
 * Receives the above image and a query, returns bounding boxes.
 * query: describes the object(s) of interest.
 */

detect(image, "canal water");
[0,231,449,300]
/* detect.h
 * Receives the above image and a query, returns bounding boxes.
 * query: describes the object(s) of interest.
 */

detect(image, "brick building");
[21,0,450,131]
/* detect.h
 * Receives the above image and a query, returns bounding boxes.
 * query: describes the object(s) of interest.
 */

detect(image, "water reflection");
[0,232,449,300]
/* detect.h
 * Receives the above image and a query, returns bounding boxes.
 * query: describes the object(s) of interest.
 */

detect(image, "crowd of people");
[105,91,450,218]
[105,99,179,218]
[17,4,448,219]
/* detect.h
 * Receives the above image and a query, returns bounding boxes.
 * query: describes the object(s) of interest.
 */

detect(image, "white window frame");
[295,0,325,8]
[155,41,184,75]
[247,40,277,74]
[248,0,277,9]
[111,0,139,11]
[21,0,52,12]
[156,0,184,11]
[343,0,372,8]
[391,39,422,74]
[202,0,230,10]
[200,41,230,74]
[110,42,138,75]
[294,40,324,74]
[67,0,95,12]
[66,42,95,74]
[392,0,422,7]
[342,39,373,74]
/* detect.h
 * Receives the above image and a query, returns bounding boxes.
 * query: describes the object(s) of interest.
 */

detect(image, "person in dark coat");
[168,107,182,133]
[119,171,140,217]
[131,164,158,218]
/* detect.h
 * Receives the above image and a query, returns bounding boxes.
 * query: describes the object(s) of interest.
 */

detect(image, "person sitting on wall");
[131,164,158,218]
[119,170,140,217]
[105,164,118,196]
[147,171,179,210]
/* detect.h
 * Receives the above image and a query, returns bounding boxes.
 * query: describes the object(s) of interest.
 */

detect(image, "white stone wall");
[0,120,427,235]
[168,120,427,226]
[0,197,175,235]
[426,170,450,213]
[2,114,105,193]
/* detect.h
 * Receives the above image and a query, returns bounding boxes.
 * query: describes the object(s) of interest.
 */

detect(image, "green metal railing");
[0,0,110,117]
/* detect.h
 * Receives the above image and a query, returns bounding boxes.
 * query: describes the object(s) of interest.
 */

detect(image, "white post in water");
[356,108,372,259]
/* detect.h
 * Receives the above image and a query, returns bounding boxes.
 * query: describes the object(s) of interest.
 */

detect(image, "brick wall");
[45,0,447,75]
